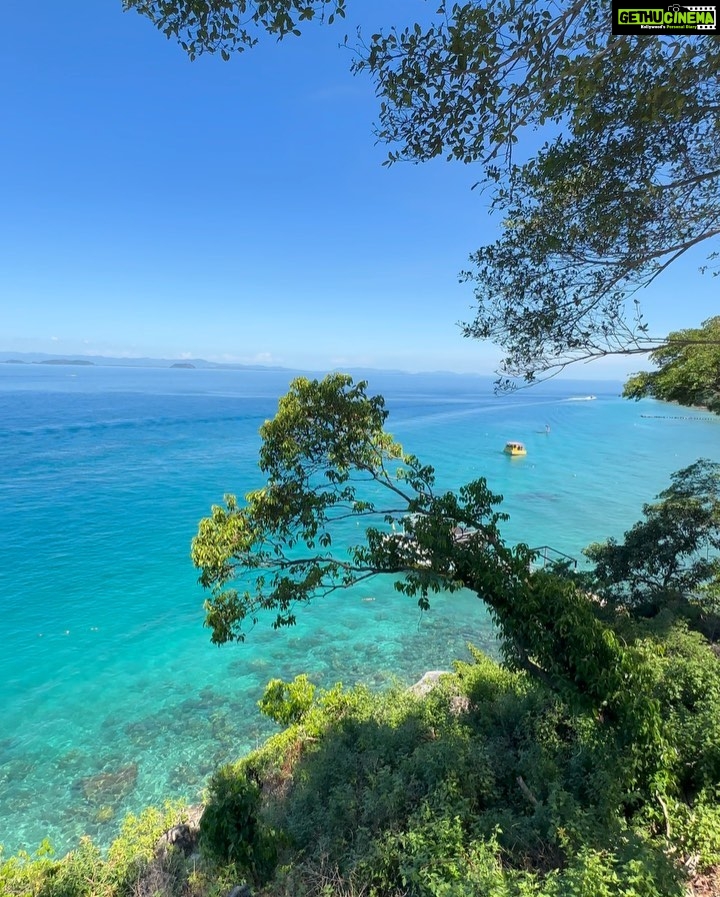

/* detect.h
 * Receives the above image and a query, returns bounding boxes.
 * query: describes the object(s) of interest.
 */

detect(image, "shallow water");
[1,364,718,853]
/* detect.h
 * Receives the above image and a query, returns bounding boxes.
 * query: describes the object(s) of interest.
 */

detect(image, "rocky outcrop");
[408,670,449,697]
[133,806,206,897]
[155,804,204,858]
[409,670,470,714]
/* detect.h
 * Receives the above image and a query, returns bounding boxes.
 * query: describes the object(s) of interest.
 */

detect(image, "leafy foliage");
[258,674,316,725]
[6,632,720,895]
[200,626,720,895]
[0,804,189,897]
[126,0,720,381]
[0,840,56,897]
[122,0,345,59]
[584,460,720,615]
[200,767,278,883]
[353,2,720,382]
[192,373,512,643]
[192,373,444,641]
[624,316,720,413]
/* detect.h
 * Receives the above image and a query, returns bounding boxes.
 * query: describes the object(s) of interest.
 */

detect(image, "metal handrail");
[529,545,578,569]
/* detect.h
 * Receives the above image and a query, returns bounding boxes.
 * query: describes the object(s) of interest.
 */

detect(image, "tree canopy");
[125,0,720,382]
[623,316,720,413]
[584,458,720,615]
[353,2,720,382]
[122,0,346,59]
[188,374,720,893]
[193,375,662,737]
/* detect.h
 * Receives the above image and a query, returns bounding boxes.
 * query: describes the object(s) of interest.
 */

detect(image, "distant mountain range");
[0,352,625,388]
[0,352,466,378]
[0,352,296,371]
[0,350,470,377]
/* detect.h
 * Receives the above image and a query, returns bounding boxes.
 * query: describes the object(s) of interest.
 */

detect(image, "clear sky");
[1,1,716,375]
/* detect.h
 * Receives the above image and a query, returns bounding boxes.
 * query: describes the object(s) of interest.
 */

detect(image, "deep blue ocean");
[1,364,718,855]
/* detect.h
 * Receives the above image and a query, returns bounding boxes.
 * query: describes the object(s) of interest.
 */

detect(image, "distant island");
[0,352,294,372]
[0,352,444,378]
[40,359,94,366]
[2,358,95,366]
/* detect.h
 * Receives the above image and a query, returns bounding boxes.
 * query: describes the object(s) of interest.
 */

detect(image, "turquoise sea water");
[1,364,718,855]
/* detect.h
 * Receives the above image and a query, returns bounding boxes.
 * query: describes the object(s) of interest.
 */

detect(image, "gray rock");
[155,805,204,857]
[156,822,196,856]
[227,885,252,897]
[408,670,449,697]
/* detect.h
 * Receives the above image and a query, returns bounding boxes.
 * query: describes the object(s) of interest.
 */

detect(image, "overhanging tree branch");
[128,0,720,382]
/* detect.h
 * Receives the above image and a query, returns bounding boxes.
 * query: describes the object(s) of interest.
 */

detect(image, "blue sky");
[1,1,716,375]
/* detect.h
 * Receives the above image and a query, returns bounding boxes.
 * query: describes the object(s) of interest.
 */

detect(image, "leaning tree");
[192,373,664,777]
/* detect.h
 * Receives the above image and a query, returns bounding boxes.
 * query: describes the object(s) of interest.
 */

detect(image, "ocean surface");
[1,364,718,855]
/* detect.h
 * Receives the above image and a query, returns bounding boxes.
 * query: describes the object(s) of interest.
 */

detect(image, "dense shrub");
[4,618,720,896]
[199,765,278,884]
[258,674,316,726]
[0,804,188,897]
[197,628,720,895]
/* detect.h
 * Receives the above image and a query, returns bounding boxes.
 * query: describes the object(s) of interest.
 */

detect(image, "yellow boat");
[503,441,527,456]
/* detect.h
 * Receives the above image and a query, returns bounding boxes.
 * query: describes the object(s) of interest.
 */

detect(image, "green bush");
[202,636,720,895]
[6,620,720,897]
[200,765,277,884]
[41,839,106,897]
[364,811,507,897]
[0,804,188,897]
[672,790,720,867]
[0,841,56,897]
[258,675,316,726]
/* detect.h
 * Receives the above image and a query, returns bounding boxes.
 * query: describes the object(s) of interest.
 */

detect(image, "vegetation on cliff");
[195,625,720,895]
[3,375,720,896]
[5,622,720,896]
[187,374,720,895]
